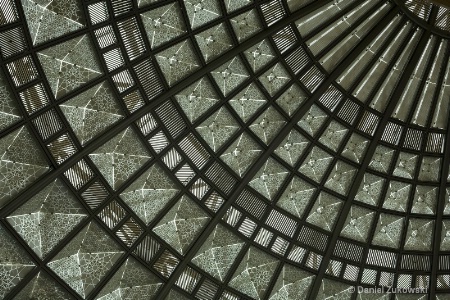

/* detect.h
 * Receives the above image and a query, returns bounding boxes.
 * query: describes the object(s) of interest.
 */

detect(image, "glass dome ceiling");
[0,0,449,299]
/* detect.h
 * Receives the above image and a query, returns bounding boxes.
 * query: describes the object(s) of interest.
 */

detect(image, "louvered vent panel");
[156,101,186,138]
[19,83,49,114]
[189,178,210,200]
[95,26,117,48]
[103,48,125,71]
[400,255,431,271]
[300,66,325,92]
[123,90,145,113]
[179,134,210,169]
[32,109,62,140]
[271,236,289,255]
[405,0,432,21]
[437,275,450,289]
[305,252,322,270]
[426,132,444,153]
[326,259,342,277]
[333,240,363,262]
[204,192,224,212]
[235,189,267,219]
[337,99,360,125]
[265,209,298,237]
[439,255,450,271]
[0,27,26,58]
[358,111,379,135]
[81,180,109,209]
[112,70,135,93]
[47,134,77,164]
[287,245,307,263]
[88,2,109,24]
[134,235,161,263]
[297,226,328,252]
[223,206,242,226]
[64,159,94,189]
[343,264,359,282]
[272,26,297,53]
[205,163,237,195]
[111,0,133,16]
[436,6,450,31]
[254,227,273,247]
[381,122,403,145]
[285,45,310,74]
[175,163,195,185]
[0,0,19,25]
[149,131,168,153]
[118,17,146,60]
[98,200,127,229]
[361,268,377,285]
[7,56,38,86]
[162,148,182,170]
[153,250,179,278]
[136,112,157,136]
[238,217,257,237]
[134,59,164,100]
[196,279,218,300]
[403,128,423,150]
[116,217,142,246]
[261,0,285,26]
[176,267,201,293]
[220,291,239,300]
[366,249,397,269]
[318,85,343,112]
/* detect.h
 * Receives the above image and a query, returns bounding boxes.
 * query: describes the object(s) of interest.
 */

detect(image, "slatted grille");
[205,162,237,195]
[0,0,19,25]
[179,134,210,169]
[337,99,360,125]
[95,26,117,48]
[284,45,310,74]
[153,250,180,278]
[156,101,187,138]
[47,134,77,164]
[196,280,219,300]
[134,235,161,263]
[112,70,135,92]
[318,85,344,112]
[401,255,431,271]
[235,189,267,219]
[19,83,49,114]
[297,226,328,252]
[176,267,201,293]
[261,0,286,26]
[122,89,145,113]
[333,240,363,263]
[238,217,257,237]
[116,217,142,246]
[358,111,380,135]
[204,192,224,212]
[254,227,273,247]
[133,59,164,100]
[98,200,127,229]
[426,132,444,153]
[381,122,403,145]
[272,25,297,53]
[118,17,146,60]
[64,159,94,190]
[366,249,397,269]
[0,27,26,58]
[103,48,125,71]
[300,65,325,92]
[81,180,109,209]
[32,109,62,140]
[189,178,210,200]
[111,0,133,16]
[265,209,298,237]
[136,112,158,136]
[404,128,423,150]
[88,2,109,24]
[7,56,38,86]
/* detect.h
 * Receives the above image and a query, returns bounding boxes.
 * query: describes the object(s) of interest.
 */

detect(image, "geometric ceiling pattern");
[0,0,449,299]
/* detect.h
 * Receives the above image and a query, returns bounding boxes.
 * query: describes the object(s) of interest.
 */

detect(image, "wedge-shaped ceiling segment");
[47,221,124,299]
[60,82,124,145]
[38,34,102,99]
[21,0,85,45]
[120,163,179,225]
[0,126,50,208]
[96,257,163,299]
[192,224,244,281]
[89,127,152,190]
[228,246,279,299]
[7,178,88,258]
[0,225,35,298]
[153,195,210,254]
